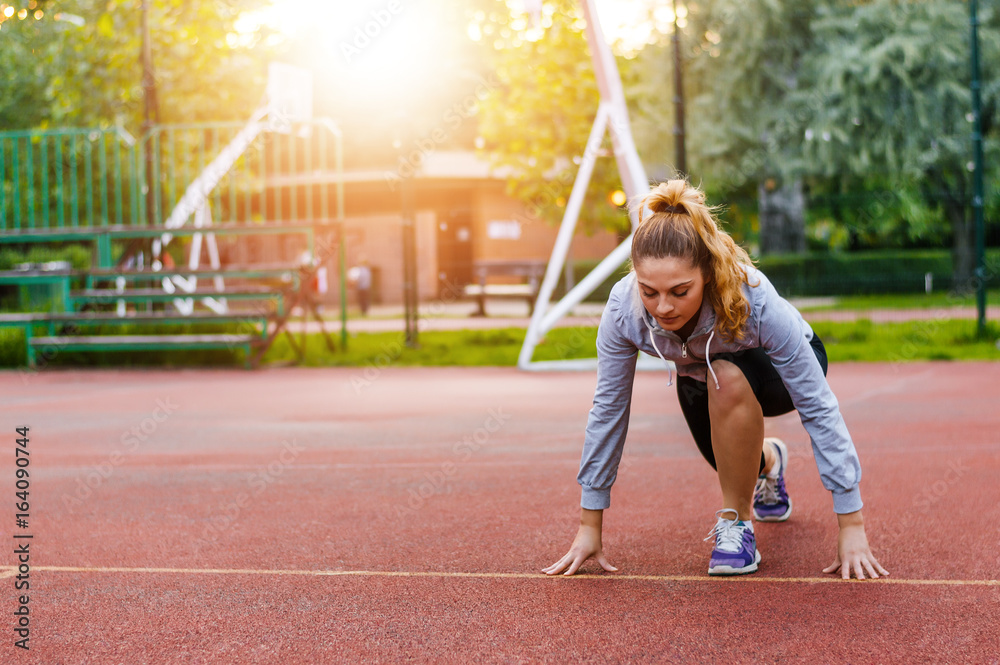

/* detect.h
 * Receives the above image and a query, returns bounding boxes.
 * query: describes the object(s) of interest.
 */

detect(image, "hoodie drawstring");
[705,328,720,390]
[647,327,674,387]
[641,303,719,390]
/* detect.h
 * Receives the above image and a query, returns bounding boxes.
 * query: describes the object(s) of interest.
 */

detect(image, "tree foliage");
[794,0,999,281]
[473,0,673,235]
[5,0,996,278]
[0,1,67,129]
[0,0,276,132]
[685,0,821,191]
[475,0,998,273]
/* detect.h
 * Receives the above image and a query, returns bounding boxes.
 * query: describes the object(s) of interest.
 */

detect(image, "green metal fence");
[145,119,342,228]
[0,119,344,232]
[0,127,141,230]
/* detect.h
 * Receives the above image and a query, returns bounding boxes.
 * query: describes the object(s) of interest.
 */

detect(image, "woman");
[543,180,887,578]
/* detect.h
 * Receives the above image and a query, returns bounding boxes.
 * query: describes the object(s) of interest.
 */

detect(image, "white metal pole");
[517,0,651,369]
[519,104,610,367]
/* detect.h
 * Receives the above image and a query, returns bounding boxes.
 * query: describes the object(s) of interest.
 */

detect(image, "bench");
[464,260,546,316]
[0,269,74,312]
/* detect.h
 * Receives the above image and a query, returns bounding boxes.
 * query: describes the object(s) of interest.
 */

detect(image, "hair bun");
[653,202,685,215]
[645,181,688,216]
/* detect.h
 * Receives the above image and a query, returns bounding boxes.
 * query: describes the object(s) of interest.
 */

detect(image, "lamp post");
[394,116,419,348]
[401,172,418,348]
[672,0,687,177]
[969,0,986,337]
[141,0,159,226]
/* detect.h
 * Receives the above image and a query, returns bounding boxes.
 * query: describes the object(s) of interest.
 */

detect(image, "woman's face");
[634,255,706,336]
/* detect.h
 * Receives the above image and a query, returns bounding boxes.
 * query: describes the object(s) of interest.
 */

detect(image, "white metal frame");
[152,63,313,315]
[517,0,650,370]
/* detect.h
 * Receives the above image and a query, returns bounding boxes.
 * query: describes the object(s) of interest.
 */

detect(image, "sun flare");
[240,0,448,97]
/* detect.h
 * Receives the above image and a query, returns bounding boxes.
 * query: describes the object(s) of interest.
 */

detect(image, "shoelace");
[703,509,744,553]
[754,476,780,505]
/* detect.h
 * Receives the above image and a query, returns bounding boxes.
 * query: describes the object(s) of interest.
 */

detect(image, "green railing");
[0,127,141,230]
[145,119,341,228]
[0,119,344,231]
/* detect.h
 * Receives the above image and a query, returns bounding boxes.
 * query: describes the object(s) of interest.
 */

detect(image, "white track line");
[4,566,996,586]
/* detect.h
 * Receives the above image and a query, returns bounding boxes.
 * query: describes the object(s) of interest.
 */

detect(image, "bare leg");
[707,360,765,521]
[761,438,777,475]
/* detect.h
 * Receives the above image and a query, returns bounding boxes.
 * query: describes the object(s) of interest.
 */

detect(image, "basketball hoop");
[266,62,313,133]
[523,0,543,29]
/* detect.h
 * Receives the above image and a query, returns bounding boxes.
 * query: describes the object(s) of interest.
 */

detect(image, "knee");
[707,360,755,412]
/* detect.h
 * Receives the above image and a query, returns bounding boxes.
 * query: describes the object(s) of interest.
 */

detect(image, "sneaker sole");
[753,498,792,522]
[708,549,762,576]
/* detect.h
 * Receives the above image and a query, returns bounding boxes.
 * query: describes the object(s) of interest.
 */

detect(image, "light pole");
[394,116,419,348]
[672,0,687,177]
[401,173,418,348]
[141,0,159,226]
[969,0,986,337]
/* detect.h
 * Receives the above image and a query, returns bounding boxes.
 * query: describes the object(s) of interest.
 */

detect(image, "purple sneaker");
[753,438,792,522]
[705,509,761,576]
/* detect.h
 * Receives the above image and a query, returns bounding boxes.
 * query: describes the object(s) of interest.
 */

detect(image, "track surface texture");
[1,362,998,664]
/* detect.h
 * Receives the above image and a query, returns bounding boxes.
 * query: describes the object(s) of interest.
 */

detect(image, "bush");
[755,249,1000,297]
[0,244,94,311]
[0,244,92,271]
[553,248,1000,302]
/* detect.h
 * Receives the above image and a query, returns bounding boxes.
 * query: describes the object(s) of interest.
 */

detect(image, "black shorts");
[675,333,828,473]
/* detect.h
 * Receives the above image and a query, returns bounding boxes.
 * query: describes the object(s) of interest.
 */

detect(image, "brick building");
[303,151,622,306]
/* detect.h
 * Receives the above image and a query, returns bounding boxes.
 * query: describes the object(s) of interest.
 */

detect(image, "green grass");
[796,288,1000,312]
[259,320,1000,366]
[3,319,998,369]
[261,326,602,367]
[810,319,1000,362]
[0,323,254,368]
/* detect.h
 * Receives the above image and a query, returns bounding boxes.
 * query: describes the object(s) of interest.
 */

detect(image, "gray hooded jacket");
[579,267,863,515]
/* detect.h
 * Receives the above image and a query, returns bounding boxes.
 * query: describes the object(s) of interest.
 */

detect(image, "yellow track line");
[1,566,996,586]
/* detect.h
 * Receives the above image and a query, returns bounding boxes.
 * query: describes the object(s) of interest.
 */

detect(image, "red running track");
[1,362,998,664]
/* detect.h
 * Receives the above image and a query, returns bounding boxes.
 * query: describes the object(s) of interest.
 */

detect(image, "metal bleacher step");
[68,287,286,314]
[0,311,270,324]
[73,286,275,299]
[28,333,261,368]
[29,333,258,351]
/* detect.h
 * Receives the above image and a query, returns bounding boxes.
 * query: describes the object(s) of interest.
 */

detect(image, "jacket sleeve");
[754,274,863,514]
[578,286,639,510]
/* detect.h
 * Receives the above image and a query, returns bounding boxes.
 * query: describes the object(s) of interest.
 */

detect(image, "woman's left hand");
[823,510,889,580]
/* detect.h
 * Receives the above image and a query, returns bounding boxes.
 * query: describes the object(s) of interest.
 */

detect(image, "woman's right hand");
[542,508,618,576]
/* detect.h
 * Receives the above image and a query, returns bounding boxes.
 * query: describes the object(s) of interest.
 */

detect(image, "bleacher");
[0,114,346,368]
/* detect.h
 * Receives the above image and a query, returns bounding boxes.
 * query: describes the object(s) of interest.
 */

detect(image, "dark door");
[436,210,474,299]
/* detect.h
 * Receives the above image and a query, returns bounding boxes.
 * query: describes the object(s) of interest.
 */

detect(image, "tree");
[473,0,680,236]
[0,4,62,130]
[0,0,276,132]
[684,0,832,254]
[793,0,999,285]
